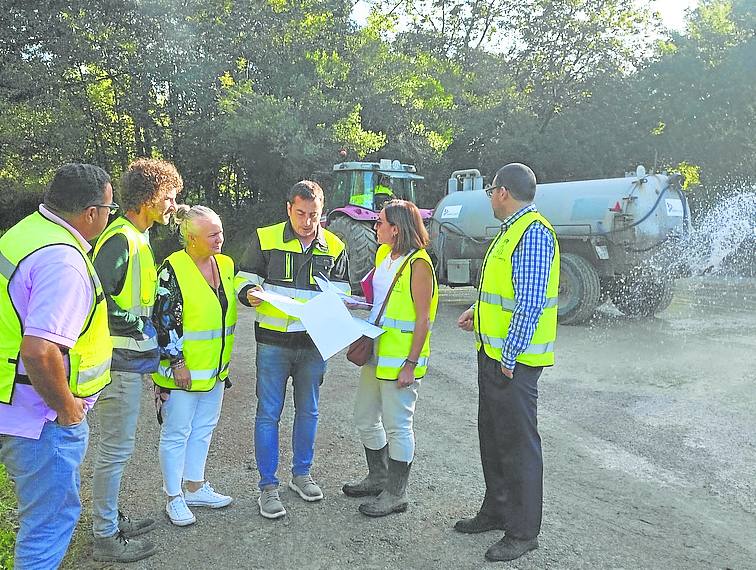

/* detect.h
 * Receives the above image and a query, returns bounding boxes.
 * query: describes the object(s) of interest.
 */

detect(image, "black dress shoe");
[453,513,506,534]
[485,535,539,562]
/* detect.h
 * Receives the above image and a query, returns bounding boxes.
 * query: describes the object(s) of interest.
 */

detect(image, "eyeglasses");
[484,185,500,198]
[89,201,120,215]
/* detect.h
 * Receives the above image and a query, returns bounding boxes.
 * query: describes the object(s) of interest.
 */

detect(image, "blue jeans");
[254,342,326,489]
[91,371,144,538]
[0,419,89,570]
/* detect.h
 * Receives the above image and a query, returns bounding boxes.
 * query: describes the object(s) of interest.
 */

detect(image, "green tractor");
[324,158,430,292]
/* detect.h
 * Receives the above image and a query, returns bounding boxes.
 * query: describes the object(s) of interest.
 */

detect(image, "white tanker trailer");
[429,166,691,324]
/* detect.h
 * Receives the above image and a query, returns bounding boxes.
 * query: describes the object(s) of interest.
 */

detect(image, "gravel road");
[65,277,756,569]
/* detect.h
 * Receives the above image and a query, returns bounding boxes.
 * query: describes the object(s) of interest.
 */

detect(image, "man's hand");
[57,397,86,426]
[20,336,85,424]
[500,364,513,379]
[173,364,192,390]
[246,285,264,308]
[457,308,474,332]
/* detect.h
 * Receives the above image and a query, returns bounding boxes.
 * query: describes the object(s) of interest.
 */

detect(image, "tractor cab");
[325,158,429,292]
[331,159,423,212]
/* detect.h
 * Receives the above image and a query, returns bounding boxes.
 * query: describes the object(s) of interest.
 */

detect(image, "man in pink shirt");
[0,163,115,569]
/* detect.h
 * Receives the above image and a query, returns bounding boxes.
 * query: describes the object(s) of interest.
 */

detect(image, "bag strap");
[372,250,416,326]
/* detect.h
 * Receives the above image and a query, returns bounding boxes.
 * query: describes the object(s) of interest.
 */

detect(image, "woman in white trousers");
[152,205,237,526]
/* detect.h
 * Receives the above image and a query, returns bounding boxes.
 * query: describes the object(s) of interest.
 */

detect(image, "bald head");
[492,163,537,203]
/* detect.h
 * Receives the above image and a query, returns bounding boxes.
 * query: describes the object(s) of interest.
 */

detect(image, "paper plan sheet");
[314,274,373,309]
[250,288,383,360]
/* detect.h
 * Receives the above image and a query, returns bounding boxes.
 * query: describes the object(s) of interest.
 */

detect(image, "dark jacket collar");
[283,219,329,251]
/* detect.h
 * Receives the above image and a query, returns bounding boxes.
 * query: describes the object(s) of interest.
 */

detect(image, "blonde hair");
[174,205,222,246]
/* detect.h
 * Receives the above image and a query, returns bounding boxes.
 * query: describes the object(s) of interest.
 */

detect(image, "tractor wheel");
[609,270,674,317]
[558,253,601,325]
[327,216,377,294]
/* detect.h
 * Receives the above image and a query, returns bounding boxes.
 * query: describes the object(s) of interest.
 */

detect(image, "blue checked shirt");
[495,203,556,370]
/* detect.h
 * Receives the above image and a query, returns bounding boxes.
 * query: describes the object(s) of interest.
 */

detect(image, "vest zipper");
[215,257,227,381]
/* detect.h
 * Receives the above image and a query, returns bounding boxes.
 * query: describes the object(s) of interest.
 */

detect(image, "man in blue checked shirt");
[454,163,560,563]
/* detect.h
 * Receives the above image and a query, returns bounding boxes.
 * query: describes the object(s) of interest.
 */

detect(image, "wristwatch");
[403,359,418,368]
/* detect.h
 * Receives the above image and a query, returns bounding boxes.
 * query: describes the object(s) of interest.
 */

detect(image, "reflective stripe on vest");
[111,335,159,351]
[479,291,559,312]
[256,313,306,332]
[377,317,436,333]
[375,355,430,369]
[235,270,263,295]
[378,316,417,332]
[183,325,236,341]
[474,210,560,367]
[152,250,237,392]
[75,357,113,386]
[0,252,14,280]
[157,362,229,382]
[0,212,112,404]
[373,245,438,381]
[475,333,555,355]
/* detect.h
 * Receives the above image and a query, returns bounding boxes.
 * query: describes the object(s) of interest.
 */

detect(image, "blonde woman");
[151,206,236,526]
[343,200,439,517]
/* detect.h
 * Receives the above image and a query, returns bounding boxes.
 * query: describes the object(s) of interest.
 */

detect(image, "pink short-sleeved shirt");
[0,205,99,439]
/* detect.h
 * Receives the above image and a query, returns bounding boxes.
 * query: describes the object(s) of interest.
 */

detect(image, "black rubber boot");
[358,459,411,517]
[342,444,388,497]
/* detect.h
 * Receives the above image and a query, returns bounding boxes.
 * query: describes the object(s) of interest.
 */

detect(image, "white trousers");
[353,364,421,462]
[159,381,224,496]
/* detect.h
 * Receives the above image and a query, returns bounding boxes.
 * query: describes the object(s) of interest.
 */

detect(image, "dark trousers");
[477,349,543,539]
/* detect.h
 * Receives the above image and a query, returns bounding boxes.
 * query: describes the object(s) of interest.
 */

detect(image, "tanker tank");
[429,166,690,324]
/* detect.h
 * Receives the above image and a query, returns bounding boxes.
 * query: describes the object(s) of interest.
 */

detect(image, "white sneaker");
[166,495,196,526]
[184,482,233,509]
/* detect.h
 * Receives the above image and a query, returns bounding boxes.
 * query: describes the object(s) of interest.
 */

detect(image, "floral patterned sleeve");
[152,260,184,363]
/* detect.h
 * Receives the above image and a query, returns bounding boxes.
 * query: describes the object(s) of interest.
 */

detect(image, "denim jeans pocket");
[54,417,86,429]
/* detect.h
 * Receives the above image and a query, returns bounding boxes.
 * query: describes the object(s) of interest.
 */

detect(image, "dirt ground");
[65,277,756,570]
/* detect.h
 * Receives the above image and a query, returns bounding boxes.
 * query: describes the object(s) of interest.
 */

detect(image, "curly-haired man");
[90,158,182,562]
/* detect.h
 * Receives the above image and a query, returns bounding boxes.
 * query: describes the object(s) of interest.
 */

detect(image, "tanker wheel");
[327,216,377,294]
[558,253,601,325]
[609,270,674,317]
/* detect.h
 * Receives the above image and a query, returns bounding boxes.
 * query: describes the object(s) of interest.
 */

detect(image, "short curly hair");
[119,158,183,212]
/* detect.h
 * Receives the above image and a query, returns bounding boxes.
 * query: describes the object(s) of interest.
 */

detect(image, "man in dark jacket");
[237,180,349,519]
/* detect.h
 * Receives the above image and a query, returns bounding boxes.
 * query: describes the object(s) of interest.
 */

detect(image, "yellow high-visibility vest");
[474,210,560,367]
[93,217,158,352]
[374,245,438,380]
[152,250,237,392]
[0,212,112,404]
[253,222,345,333]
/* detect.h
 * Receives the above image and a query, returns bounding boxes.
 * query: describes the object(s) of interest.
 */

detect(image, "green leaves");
[331,105,387,158]
[0,0,751,237]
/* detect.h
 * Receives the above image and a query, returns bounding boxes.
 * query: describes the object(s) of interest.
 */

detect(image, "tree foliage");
[0,0,751,243]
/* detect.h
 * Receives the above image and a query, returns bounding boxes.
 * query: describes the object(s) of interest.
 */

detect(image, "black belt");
[10,347,68,386]
[15,373,32,385]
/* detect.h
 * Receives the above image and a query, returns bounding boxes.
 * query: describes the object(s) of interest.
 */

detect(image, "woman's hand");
[344,295,368,310]
[397,364,416,388]
[173,365,192,390]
